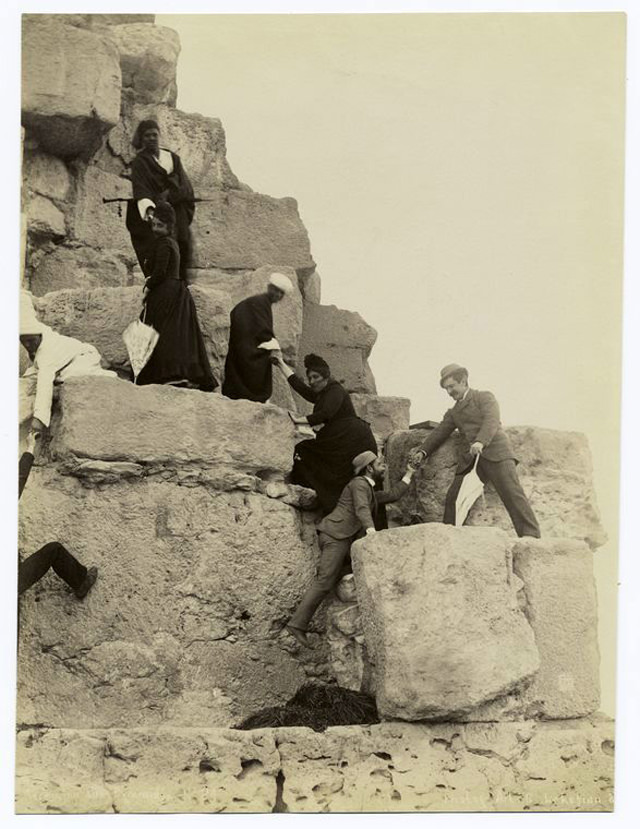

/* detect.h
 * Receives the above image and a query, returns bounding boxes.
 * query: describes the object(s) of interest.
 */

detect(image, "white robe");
[23,326,116,427]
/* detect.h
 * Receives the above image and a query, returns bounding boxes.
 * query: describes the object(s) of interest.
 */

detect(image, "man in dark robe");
[222,273,293,403]
[125,119,195,281]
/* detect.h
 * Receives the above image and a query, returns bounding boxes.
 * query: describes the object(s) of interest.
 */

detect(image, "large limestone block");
[296,303,377,394]
[23,151,72,201]
[18,466,324,728]
[109,24,180,105]
[386,425,606,548]
[106,104,240,192]
[15,728,279,814]
[25,14,156,30]
[34,285,230,381]
[15,719,614,813]
[50,376,295,478]
[190,191,315,272]
[30,246,132,295]
[351,524,539,720]
[22,19,121,158]
[71,165,136,258]
[351,394,410,446]
[512,538,601,717]
[25,194,66,238]
[191,265,303,362]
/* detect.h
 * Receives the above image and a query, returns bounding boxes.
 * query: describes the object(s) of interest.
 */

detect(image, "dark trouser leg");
[479,458,541,538]
[443,474,466,525]
[18,542,87,595]
[289,533,351,630]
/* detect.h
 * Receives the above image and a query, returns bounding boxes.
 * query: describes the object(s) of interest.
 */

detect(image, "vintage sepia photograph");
[4,0,636,820]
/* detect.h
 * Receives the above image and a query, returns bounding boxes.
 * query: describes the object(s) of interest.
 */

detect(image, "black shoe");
[74,566,98,600]
[286,624,312,649]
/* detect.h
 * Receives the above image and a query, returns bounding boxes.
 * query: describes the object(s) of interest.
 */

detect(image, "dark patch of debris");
[234,683,380,732]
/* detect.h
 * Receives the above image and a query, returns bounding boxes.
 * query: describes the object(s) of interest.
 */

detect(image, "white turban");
[268,272,294,295]
[20,291,46,336]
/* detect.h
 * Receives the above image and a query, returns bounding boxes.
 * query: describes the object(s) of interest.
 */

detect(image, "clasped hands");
[407,441,483,469]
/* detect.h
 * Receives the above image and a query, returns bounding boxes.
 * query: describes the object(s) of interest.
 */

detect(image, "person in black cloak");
[272,352,379,515]
[136,202,216,391]
[126,119,195,282]
[222,273,293,402]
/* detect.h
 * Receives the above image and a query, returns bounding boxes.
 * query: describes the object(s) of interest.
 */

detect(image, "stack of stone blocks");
[16,13,613,813]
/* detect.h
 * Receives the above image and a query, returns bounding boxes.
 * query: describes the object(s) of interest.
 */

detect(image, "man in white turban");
[20,291,116,432]
[222,272,294,403]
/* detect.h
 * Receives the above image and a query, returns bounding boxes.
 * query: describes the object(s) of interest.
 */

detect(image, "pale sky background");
[159,11,624,715]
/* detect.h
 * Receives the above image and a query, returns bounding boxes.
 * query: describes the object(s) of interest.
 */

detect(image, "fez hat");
[439,363,468,388]
[268,272,294,295]
[352,450,378,475]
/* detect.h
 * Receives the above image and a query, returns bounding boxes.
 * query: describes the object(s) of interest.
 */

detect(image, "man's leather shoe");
[75,566,98,600]
[286,624,312,648]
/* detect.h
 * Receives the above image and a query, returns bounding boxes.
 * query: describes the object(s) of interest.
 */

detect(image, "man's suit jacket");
[317,476,409,540]
[419,388,516,469]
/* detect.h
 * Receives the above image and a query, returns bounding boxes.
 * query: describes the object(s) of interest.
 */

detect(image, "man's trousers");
[443,457,541,538]
[289,531,352,630]
[18,542,88,595]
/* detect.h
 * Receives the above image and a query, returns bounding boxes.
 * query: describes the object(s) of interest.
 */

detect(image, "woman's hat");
[268,272,294,295]
[352,450,378,475]
[303,353,330,377]
[153,201,176,227]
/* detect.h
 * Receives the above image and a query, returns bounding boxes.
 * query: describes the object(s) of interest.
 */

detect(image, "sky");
[159,11,625,716]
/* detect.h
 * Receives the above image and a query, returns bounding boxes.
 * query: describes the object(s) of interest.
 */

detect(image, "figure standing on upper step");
[272,352,378,515]
[136,202,216,391]
[285,450,417,648]
[408,363,541,538]
[18,431,97,601]
[222,273,293,403]
[19,292,117,434]
[126,119,195,282]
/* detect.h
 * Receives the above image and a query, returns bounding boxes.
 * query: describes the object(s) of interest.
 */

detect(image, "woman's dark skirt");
[291,416,378,514]
[136,279,217,391]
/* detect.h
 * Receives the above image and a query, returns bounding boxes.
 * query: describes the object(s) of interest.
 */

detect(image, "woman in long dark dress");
[273,352,377,514]
[126,119,195,282]
[136,202,216,391]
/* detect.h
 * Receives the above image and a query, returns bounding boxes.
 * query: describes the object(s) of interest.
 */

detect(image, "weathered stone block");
[15,719,614,813]
[109,24,180,105]
[71,165,136,258]
[512,537,601,718]
[191,265,303,362]
[18,459,324,728]
[386,426,606,548]
[30,246,131,295]
[26,194,66,238]
[190,190,315,272]
[351,524,539,720]
[23,151,72,201]
[22,19,121,158]
[49,376,295,478]
[296,303,377,394]
[351,393,410,445]
[298,269,321,303]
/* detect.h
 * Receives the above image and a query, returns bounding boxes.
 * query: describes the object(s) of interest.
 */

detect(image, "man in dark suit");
[286,450,416,648]
[410,363,540,538]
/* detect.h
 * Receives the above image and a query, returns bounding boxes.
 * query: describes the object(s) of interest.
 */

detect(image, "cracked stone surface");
[352,524,540,720]
[15,718,614,813]
[18,410,331,727]
[386,425,606,548]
